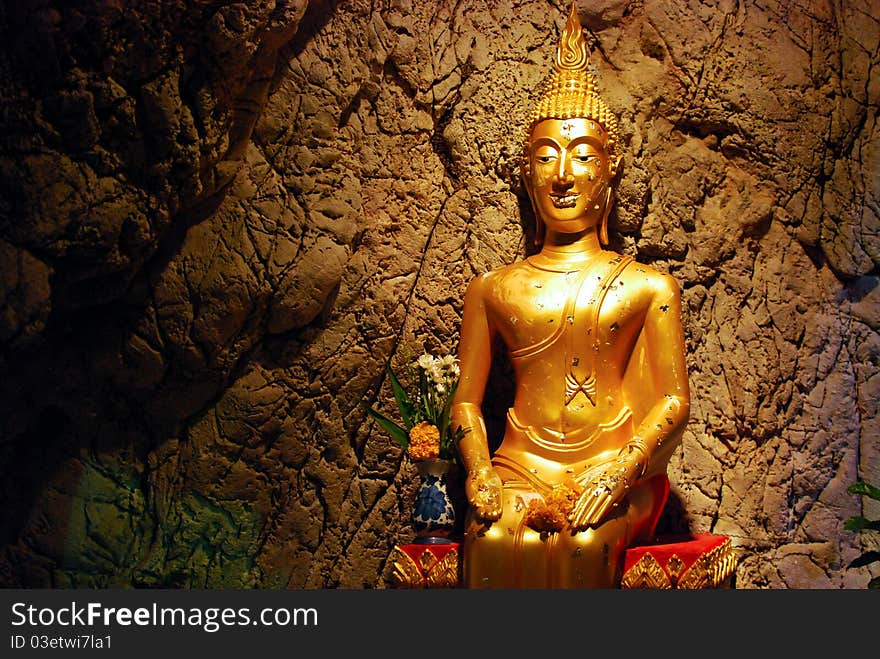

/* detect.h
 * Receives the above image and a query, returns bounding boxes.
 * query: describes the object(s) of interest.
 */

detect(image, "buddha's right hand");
[466,464,503,521]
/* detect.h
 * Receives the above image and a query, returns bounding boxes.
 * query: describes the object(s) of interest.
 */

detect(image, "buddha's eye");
[572,153,599,165]
[533,147,558,164]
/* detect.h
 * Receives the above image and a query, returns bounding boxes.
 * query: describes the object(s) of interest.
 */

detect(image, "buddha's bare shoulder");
[463,260,535,300]
[619,258,683,303]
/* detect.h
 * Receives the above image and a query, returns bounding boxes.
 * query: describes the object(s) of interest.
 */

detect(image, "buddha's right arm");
[453,402,502,520]
[451,274,494,470]
[452,402,491,471]
[451,274,503,520]
[452,402,503,522]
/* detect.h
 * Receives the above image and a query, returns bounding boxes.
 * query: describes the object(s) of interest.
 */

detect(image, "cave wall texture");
[0,0,877,589]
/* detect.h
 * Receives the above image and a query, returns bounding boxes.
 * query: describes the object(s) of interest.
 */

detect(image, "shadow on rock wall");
[0,0,877,588]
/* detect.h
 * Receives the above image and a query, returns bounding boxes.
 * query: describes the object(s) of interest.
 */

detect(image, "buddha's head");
[521,1,621,244]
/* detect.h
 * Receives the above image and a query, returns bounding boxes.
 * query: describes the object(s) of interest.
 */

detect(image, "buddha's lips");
[550,193,579,208]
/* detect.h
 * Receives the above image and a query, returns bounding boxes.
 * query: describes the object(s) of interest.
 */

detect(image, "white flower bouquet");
[364,353,465,461]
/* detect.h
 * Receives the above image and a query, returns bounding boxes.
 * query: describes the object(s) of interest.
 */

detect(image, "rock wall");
[0,0,877,588]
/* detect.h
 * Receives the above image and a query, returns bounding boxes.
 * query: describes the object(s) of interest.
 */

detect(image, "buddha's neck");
[534,228,603,269]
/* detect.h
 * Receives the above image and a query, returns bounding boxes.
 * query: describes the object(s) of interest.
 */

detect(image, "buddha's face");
[525,118,617,234]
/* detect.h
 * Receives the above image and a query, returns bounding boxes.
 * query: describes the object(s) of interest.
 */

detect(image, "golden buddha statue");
[451,0,690,588]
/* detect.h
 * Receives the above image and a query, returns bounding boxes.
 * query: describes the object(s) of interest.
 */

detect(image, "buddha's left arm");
[570,272,690,529]
[625,272,691,476]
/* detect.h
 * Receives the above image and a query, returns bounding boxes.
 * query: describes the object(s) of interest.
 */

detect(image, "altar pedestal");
[620,533,736,589]
[391,539,461,588]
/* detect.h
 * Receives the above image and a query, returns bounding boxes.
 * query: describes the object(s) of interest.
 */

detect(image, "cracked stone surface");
[0,0,877,589]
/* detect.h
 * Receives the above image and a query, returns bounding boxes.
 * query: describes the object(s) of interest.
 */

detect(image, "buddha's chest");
[487,262,648,360]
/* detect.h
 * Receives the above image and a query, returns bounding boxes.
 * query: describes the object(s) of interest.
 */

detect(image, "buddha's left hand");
[569,451,643,530]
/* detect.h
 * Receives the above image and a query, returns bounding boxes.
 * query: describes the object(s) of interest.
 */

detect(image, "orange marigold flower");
[523,482,583,533]
[546,482,581,516]
[524,499,567,532]
[408,422,440,461]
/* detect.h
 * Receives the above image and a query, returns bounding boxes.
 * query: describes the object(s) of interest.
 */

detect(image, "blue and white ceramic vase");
[411,459,456,539]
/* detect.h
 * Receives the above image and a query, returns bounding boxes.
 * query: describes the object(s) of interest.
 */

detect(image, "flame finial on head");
[522,0,620,161]
[556,0,590,71]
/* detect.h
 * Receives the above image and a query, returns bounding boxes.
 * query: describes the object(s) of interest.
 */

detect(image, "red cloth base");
[642,473,671,537]
[621,533,735,589]
[391,542,461,588]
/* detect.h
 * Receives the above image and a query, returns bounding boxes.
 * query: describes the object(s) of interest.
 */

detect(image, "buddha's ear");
[532,203,545,246]
[599,186,613,246]
[520,159,544,246]
[521,157,533,195]
[610,154,623,179]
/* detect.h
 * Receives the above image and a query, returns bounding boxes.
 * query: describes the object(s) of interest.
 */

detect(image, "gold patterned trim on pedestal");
[392,547,425,589]
[666,554,685,582]
[620,553,672,589]
[425,548,458,588]
[677,537,736,589]
[418,548,438,573]
[620,536,737,589]
[391,546,459,589]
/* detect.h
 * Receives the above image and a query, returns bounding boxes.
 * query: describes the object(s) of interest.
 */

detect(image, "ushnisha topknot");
[521,1,621,164]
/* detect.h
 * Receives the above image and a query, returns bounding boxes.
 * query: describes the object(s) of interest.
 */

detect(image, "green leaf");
[848,481,880,502]
[418,368,430,421]
[387,365,414,428]
[446,424,466,464]
[439,379,459,439]
[845,516,880,532]
[848,550,880,569]
[440,380,466,462]
[362,403,410,449]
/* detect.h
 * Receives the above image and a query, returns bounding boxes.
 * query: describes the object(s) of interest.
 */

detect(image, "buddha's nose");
[553,153,575,187]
